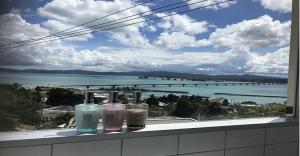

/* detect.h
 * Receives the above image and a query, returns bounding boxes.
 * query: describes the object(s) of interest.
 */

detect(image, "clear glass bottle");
[126,91,148,131]
[75,91,101,134]
[102,91,126,132]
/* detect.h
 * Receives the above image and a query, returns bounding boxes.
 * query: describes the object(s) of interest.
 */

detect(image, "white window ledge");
[0,117,298,148]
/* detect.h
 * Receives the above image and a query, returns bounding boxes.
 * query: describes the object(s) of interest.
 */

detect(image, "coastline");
[0,72,288,104]
[214,93,287,98]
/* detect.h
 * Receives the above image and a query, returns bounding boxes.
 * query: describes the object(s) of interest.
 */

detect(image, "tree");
[172,98,194,117]
[189,95,203,103]
[46,88,84,106]
[119,94,129,104]
[146,94,159,106]
[0,84,42,131]
[222,99,230,106]
[158,95,168,103]
[157,94,180,105]
[166,94,180,104]
[0,90,18,131]
[201,102,228,116]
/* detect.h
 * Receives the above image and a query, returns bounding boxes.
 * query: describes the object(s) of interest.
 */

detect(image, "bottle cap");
[110,91,119,103]
[133,91,142,104]
[85,91,94,104]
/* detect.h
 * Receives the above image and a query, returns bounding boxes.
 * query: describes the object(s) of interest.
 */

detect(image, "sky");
[0,0,292,76]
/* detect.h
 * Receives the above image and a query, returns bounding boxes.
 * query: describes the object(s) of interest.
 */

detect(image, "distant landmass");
[0,68,287,83]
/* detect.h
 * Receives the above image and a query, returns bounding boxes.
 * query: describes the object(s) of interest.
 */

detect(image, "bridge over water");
[61,82,286,88]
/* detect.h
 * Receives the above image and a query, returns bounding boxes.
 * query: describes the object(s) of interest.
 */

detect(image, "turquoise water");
[0,72,287,104]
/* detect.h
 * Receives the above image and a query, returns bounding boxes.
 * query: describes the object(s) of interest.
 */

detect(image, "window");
[0,0,298,132]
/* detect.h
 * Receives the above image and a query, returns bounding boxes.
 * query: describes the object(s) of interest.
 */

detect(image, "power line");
[0,0,155,47]
[37,0,201,39]
[0,0,234,53]
[0,0,233,52]
[1,0,233,51]
[0,0,200,48]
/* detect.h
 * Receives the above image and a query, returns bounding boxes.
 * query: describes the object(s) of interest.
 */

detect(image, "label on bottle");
[83,113,93,121]
[105,114,116,124]
[103,109,124,127]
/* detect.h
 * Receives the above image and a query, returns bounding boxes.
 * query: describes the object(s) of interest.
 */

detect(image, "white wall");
[0,120,298,156]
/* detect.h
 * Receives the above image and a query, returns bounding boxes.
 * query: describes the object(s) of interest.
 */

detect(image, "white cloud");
[256,0,292,12]
[37,0,152,47]
[210,15,291,49]
[157,13,208,35]
[0,14,222,72]
[0,14,61,66]
[24,8,31,13]
[0,14,50,45]
[247,47,290,74]
[9,8,21,15]
[43,20,93,41]
[0,9,291,75]
[108,31,152,49]
[154,32,210,49]
[154,13,210,49]
[187,0,237,10]
[146,25,156,32]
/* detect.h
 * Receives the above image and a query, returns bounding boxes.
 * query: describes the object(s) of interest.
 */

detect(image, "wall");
[0,118,298,156]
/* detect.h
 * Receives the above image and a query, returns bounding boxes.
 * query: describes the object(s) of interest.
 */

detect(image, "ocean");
[0,72,287,104]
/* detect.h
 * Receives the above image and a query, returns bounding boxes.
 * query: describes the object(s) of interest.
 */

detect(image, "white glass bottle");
[75,91,101,134]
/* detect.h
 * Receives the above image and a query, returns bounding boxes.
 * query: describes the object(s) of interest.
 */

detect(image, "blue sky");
[0,0,293,75]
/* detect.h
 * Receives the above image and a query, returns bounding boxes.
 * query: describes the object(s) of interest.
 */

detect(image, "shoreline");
[142,89,189,94]
[0,80,287,104]
[0,70,288,84]
[214,93,287,98]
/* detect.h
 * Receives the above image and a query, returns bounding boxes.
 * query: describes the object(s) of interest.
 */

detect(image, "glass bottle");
[75,91,101,134]
[102,91,126,132]
[126,91,148,131]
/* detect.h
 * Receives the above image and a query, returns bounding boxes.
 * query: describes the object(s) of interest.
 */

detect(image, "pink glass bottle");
[102,91,126,132]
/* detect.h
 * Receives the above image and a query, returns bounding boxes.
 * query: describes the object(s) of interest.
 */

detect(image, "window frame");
[0,1,298,136]
[287,0,299,118]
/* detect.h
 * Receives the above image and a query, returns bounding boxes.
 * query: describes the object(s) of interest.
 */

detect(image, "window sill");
[0,117,298,148]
